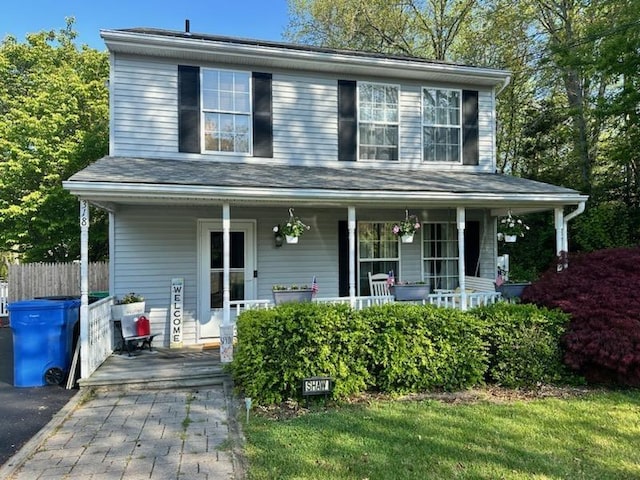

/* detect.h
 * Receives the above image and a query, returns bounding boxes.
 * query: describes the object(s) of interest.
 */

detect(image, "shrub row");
[231,302,572,405]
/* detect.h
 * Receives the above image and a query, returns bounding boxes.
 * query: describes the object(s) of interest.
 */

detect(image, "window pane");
[358,223,400,295]
[202,69,251,152]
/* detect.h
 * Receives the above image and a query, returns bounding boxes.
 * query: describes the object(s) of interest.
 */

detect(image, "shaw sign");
[302,376,332,396]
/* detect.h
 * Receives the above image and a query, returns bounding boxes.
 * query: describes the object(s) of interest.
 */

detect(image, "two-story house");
[63,27,587,354]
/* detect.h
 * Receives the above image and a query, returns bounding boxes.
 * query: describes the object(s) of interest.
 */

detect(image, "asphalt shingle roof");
[68,156,580,196]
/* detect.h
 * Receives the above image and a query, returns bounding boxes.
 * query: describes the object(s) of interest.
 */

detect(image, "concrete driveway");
[0,325,76,466]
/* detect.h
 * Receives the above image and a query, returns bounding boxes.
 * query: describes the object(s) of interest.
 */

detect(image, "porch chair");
[368,272,391,297]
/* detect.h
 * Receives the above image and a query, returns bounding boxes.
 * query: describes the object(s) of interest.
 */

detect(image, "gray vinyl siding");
[255,207,341,298]
[109,54,497,170]
[477,90,494,172]
[111,55,178,158]
[112,205,198,346]
[272,74,338,162]
[399,86,422,166]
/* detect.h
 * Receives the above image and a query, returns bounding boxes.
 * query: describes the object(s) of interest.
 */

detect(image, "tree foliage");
[522,247,640,386]
[0,20,109,261]
[286,0,640,272]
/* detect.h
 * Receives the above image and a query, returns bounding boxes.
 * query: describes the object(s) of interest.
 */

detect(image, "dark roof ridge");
[110,27,493,71]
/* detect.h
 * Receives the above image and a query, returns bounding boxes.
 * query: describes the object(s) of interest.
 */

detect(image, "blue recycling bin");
[8,298,80,387]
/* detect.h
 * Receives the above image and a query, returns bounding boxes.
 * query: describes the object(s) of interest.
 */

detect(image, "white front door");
[198,220,255,341]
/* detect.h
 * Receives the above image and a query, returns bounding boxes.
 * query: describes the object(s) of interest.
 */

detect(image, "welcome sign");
[170,278,184,348]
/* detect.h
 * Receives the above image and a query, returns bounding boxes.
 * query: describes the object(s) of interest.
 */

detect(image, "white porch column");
[348,207,356,307]
[222,204,231,326]
[554,208,565,255]
[457,207,467,311]
[220,204,234,363]
[79,200,90,379]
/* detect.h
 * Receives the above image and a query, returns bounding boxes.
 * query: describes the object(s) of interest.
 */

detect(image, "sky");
[1,0,290,50]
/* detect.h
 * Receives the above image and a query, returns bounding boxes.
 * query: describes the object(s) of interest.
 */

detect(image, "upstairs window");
[202,69,251,153]
[358,83,399,161]
[423,88,461,162]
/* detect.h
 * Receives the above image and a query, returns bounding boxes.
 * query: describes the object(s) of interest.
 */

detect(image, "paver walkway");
[6,386,239,479]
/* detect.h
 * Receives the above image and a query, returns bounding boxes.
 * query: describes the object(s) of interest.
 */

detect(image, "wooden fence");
[7,262,109,302]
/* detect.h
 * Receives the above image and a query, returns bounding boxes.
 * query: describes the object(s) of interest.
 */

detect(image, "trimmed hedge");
[231,302,571,405]
[231,302,371,405]
[362,304,487,393]
[473,303,574,387]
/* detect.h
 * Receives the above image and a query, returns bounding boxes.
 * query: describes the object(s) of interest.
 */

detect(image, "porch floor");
[78,345,228,391]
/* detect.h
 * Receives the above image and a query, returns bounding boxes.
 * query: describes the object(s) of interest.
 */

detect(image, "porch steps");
[78,347,230,392]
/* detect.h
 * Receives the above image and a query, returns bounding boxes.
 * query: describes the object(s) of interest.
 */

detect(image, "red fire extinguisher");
[136,315,150,336]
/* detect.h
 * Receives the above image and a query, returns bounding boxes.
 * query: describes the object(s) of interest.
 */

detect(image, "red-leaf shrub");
[522,247,640,386]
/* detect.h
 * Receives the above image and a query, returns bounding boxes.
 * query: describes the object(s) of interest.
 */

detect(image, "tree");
[286,0,479,60]
[0,20,109,261]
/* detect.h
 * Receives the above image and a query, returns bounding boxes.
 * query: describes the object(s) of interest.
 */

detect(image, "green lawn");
[242,390,640,480]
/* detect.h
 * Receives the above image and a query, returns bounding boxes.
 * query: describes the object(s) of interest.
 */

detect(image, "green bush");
[473,303,573,387]
[231,303,371,404]
[361,304,488,393]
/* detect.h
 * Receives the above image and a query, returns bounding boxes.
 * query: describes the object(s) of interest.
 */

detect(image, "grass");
[243,390,640,480]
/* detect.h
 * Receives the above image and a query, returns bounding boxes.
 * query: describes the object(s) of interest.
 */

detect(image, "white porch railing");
[229,291,502,318]
[82,296,115,379]
[0,281,7,318]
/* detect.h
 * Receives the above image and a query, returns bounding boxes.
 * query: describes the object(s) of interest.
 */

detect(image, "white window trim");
[357,81,401,162]
[421,87,462,164]
[201,67,253,156]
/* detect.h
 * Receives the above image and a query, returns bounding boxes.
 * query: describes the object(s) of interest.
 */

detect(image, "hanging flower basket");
[401,234,414,243]
[273,208,310,244]
[498,211,530,242]
[393,210,421,241]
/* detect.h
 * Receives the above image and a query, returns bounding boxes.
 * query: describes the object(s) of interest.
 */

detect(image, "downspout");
[562,201,586,254]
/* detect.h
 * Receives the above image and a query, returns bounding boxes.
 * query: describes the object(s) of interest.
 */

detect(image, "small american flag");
[387,270,395,287]
[311,276,319,296]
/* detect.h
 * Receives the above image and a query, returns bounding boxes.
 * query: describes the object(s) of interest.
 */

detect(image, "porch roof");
[64,156,587,211]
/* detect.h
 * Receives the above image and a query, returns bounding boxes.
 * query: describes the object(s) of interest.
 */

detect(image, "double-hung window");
[423,222,459,290]
[358,222,399,295]
[202,69,251,153]
[423,88,461,162]
[358,83,399,161]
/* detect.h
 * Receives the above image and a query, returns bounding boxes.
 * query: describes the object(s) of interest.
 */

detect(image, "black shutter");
[338,221,350,297]
[178,65,200,153]
[464,221,481,276]
[252,72,273,158]
[338,80,357,161]
[462,90,479,166]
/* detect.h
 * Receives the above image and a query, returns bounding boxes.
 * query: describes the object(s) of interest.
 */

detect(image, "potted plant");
[392,210,421,243]
[273,208,310,244]
[495,268,531,300]
[389,281,430,301]
[111,292,145,319]
[272,284,314,304]
[497,211,530,242]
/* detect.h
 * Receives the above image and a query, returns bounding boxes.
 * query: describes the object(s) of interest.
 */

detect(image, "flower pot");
[497,282,531,300]
[401,234,414,243]
[390,284,430,301]
[286,235,299,244]
[111,301,145,320]
[504,234,518,243]
[273,290,313,305]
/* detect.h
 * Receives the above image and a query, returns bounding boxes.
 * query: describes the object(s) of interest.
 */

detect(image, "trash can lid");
[7,299,68,311]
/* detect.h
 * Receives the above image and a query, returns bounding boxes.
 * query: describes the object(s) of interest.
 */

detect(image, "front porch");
[80,290,502,386]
